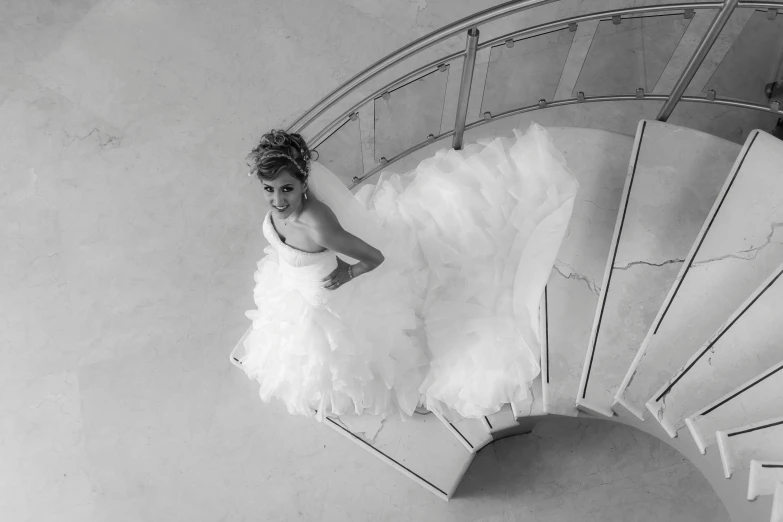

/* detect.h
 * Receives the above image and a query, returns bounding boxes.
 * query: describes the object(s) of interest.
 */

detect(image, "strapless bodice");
[262,212,338,306]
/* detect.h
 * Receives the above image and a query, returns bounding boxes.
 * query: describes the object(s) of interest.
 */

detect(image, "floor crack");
[553,261,600,295]
[63,127,122,150]
[693,221,783,267]
[614,258,685,271]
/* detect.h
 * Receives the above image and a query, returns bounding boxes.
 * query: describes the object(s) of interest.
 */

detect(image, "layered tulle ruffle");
[240,124,578,421]
[359,124,579,418]
[241,242,429,422]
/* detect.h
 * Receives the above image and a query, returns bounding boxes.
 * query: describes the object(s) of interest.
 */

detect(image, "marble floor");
[2,341,730,521]
[0,0,762,520]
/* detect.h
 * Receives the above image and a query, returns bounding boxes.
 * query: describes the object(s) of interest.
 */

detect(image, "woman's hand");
[322,258,353,291]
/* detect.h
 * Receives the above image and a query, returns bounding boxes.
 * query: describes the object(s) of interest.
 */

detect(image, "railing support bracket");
[568,22,577,32]
[707,89,717,101]
[381,91,391,101]
[636,88,645,99]
[349,112,359,121]
[684,9,695,19]
[612,15,622,25]
[483,111,492,121]
[505,38,515,48]
[772,100,781,113]
[577,91,586,103]
[538,99,548,109]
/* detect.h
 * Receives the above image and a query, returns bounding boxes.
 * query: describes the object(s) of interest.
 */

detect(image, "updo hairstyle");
[247,129,318,184]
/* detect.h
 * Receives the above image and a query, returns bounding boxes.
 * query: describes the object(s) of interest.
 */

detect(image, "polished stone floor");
[0,0,760,520]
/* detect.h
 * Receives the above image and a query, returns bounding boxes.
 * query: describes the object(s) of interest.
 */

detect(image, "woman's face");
[262,169,307,219]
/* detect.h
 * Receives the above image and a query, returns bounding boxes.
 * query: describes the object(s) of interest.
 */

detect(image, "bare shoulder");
[299,199,341,234]
[299,198,336,224]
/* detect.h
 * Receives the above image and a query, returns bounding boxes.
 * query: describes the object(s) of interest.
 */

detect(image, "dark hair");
[247,129,318,184]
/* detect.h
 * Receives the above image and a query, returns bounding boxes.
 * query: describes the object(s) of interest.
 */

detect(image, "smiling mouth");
[274,205,289,211]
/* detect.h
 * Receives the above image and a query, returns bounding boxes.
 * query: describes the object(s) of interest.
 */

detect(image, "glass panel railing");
[374,66,450,163]
[574,13,692,96]
[299,2,783,186]
[313,115,364,187]
[480,27,574,117]
[701,9,783,104]
[667,7,783,143]
[641,14,696,92]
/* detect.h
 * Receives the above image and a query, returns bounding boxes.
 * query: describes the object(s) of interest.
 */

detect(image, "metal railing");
[286,0,558,135]
[656,0,741,121]
[287,0,783,187]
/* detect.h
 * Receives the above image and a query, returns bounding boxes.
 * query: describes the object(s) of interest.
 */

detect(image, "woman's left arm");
[307,205,384,286]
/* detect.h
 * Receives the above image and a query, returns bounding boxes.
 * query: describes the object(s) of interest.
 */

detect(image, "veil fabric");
[307,162,387,262]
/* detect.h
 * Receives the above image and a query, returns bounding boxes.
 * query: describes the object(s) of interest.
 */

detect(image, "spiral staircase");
[234,1,783,519]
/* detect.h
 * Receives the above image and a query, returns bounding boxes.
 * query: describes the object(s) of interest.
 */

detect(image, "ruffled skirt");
[239,124,579,420]
[357,124,579,418]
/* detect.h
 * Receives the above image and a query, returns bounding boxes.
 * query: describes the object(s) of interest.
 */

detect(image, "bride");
[235,125,579,422]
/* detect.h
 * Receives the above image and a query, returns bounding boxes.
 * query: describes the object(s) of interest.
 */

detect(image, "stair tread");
[772,482,783,522]
[542,128,633,417]
[749,460,783,500]
[513,374,546,419]
[578,120,741,417]
[435,406,493,453]
[484,403,517,433]
[615,129,783,419]
[327,411,473,499]
[683,352,783,453]
[717,415,783,479]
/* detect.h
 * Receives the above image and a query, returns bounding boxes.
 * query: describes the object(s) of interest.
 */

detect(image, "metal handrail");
[308,53,462,149]
[290,0,783,139]
[308,2,725,149]
[452,28,480,149]
[286,0,557,134]
[657,0,741,121]
[290,0,783,192]
[348,93,783,188]
[475,3,724,52]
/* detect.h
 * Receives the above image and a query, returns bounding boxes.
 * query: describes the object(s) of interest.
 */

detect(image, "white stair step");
[532,287,550,419]
[514,284,545,420]
[231,327,473,498]
[614,130,783,419]
[542,128,632,416]
[717,416,783,479]
[434,406,493,454]
[484,403,518,434]
[513,374,546,419]
[749,460,783,500]
[773,482,783,522]
[647,263,783,439]
[577,120,740,417]
[326,411,473,500]
[404,328,492,454]
[685,357,783,454]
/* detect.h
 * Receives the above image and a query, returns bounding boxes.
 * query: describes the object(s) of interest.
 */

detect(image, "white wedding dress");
[236,124,579,421]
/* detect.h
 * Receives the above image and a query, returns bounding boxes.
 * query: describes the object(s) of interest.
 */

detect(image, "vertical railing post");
[452,28,480,150]
[656,0,740,122]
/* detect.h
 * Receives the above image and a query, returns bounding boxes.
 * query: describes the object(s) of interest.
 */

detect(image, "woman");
[237,125,579,422]
[238,130,429,422]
